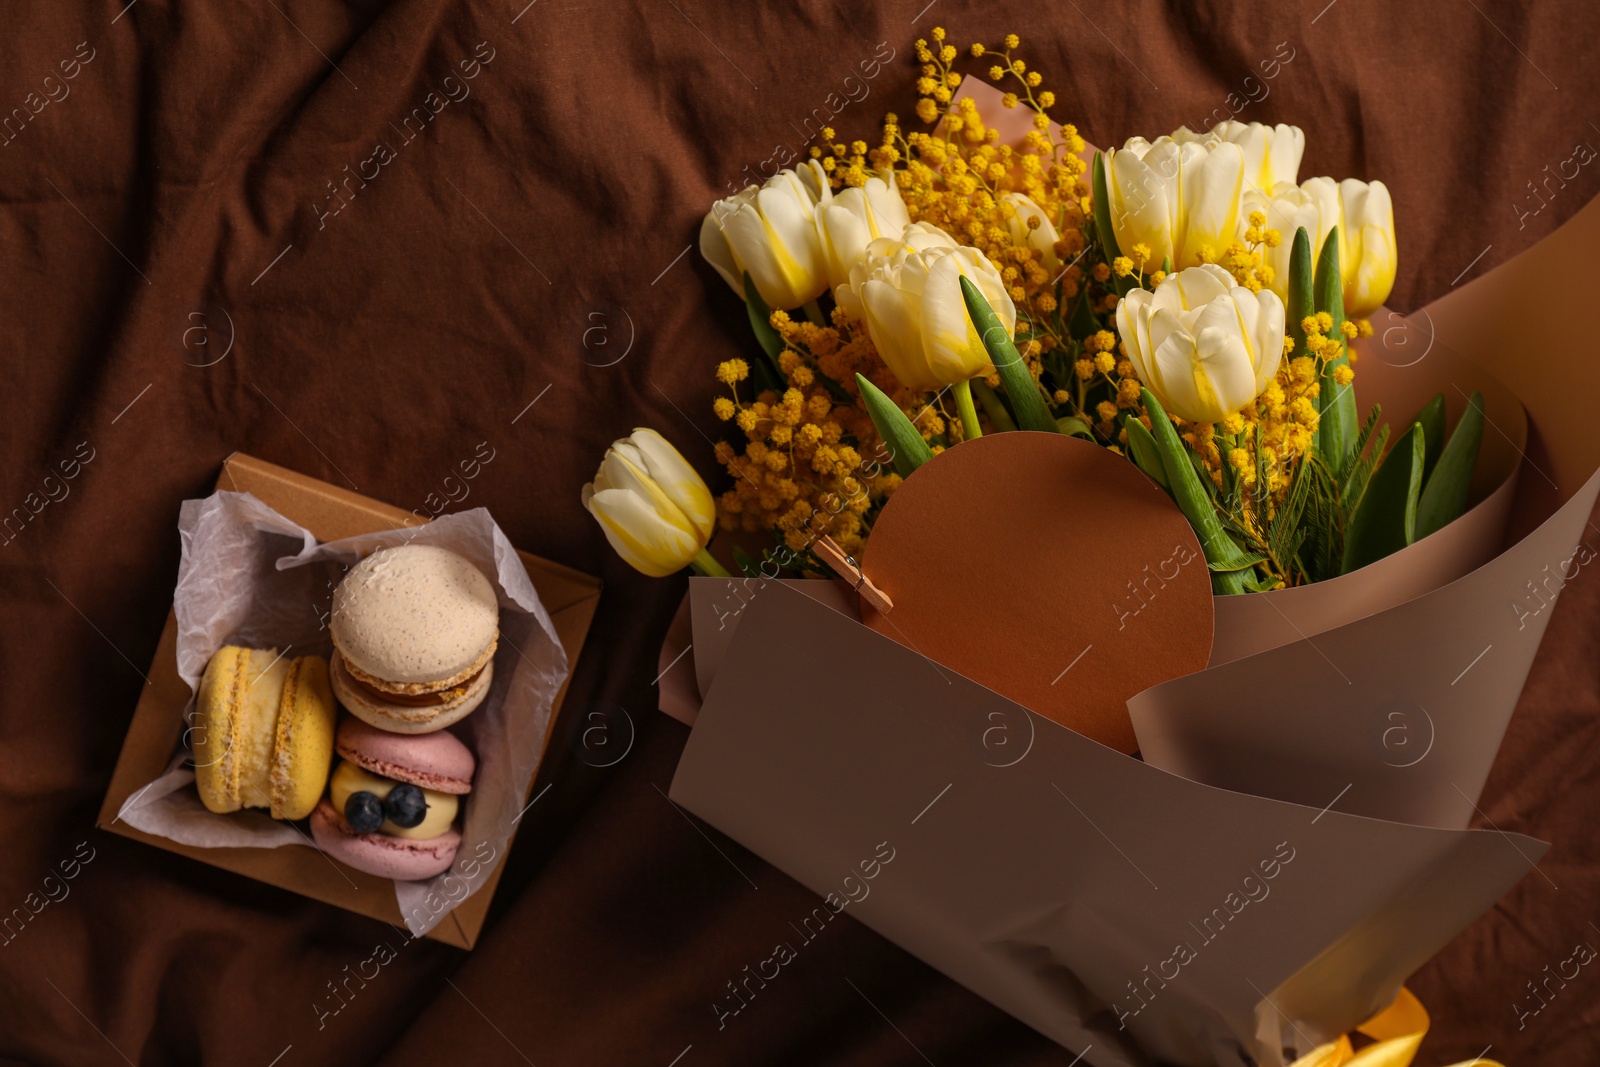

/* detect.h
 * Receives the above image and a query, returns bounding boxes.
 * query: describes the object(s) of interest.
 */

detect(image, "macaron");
[309,718,476,881]
[193,647,336,820]
[270,656,338,820]
[329,545,499,734]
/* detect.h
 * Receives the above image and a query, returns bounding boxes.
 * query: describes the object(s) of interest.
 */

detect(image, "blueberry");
[344,791,384,834]
[384,783,427,828]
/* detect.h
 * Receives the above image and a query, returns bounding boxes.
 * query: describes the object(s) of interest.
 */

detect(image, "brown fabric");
[3,1,1597,1064]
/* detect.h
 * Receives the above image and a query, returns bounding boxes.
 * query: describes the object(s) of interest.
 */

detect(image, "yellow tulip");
[699,161,832,310]
[838,223,1016,392]
[582,429,716,578]
[1106,136,1246,271]
[1116,264,1286,424]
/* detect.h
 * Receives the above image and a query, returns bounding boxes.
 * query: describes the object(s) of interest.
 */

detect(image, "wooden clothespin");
[812,534,894,615]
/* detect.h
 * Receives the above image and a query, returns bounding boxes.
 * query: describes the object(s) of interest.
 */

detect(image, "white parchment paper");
[117,490,569,938]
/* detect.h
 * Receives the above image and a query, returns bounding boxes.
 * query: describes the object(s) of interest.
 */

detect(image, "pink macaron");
[309,718,476,881]
[334,718,475,794]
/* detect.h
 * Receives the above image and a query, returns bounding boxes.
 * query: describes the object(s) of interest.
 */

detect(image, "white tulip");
[1176,121,1305,191]
[1241,177,1395,317]
[1241,177,1341,302]
[815,172,912,293]
[1001,192,1061,273]
[841,222,1015,392]
[834,221,955,320]
[1117,264,1286,424]
[699,160,832,310]
[1105,136,1246,271]
[582,429,716,578]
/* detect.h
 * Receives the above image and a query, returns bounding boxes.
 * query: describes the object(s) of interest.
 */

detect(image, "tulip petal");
[698,211,745,296]
[585,487,701,578]
[1108,148,1176,270]
[861,276,936,389]
[599,449,695,538]
[1117,288,1158,388]
[1158,264,1234,316]
[1178,142,1243,267]
[1151,321,1208,422]
[755,181,828,304]
[818,198,873,291]
[630,428,716,541]
[920,253,996,386]
[1191,298,1259,420]
[865,173,912,233]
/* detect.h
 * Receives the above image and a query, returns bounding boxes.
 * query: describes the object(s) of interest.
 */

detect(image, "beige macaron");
[329,544,499,733]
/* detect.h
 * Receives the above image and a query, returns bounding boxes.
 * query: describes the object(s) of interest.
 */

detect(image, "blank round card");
[860,431,1214,753]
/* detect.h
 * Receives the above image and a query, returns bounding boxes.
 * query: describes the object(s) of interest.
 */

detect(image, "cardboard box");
[95,453,601,948]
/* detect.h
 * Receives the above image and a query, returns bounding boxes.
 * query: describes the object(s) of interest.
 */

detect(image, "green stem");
[953,378,983,441]
[971,380,1018,433]
[802,299,826,326]
[689,547,731,578]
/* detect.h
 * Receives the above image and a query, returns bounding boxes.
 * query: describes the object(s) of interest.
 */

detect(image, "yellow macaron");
[270,655,337,820]
[193,646,336,819]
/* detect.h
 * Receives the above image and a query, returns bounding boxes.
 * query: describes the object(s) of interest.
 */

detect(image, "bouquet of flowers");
[584,28,1483,601]
[579,25,1595,1067]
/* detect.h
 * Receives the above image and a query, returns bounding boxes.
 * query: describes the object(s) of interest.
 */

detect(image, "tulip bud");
[816,172,912,293]
[1116,264,1286,424]
[699,161,832,310]
[1106,137,1246,272]
[842,223,1015,392]
[582,429,716,578]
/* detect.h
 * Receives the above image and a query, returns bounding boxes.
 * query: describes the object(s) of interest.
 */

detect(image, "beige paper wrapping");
[1128,195,1600,829]
[672,584,1542,1067]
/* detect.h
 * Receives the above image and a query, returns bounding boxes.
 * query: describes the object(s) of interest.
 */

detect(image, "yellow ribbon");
[1287,988,1503,1067]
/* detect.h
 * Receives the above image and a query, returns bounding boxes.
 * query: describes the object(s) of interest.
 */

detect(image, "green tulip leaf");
[1091,152,1122,263]
[743,272,786,364]
[1341,420,1425,573]
[1415,391,1485,540]
[1313,228,1356,472]
[960,275,1057,433]
[1122,415,1168,490]
[1140,388,1253,595]
[1287,226,1315,366]
[855,373,933,478]
[1408,392,1446,482]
